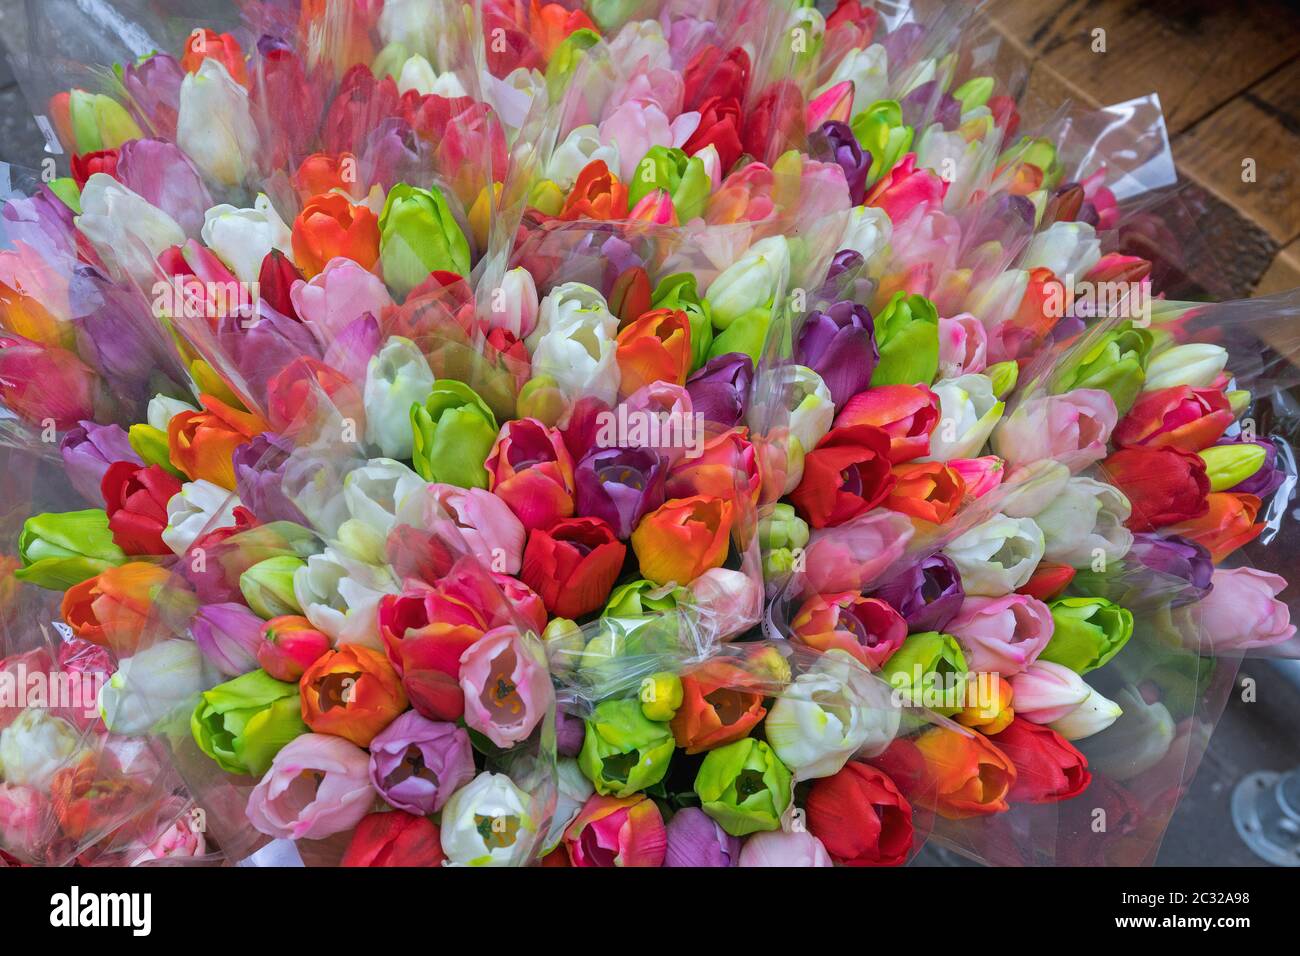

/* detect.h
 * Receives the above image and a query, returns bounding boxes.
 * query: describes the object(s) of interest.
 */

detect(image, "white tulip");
[201,194,294,284]
[177,58,260,188]
[76,174,186,285]
[98,639,205,736]
[440,772,538,866]
[162,480,243,555]
[363,338,435,459]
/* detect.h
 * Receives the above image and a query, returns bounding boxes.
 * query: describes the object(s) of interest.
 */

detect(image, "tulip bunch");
[0,0,1296,869]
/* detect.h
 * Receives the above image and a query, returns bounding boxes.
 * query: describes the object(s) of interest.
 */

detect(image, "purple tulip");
[664,807,741,867]
[882,22,925,71]
[233,433,309,525]
[686,352,753,427]
[60,420,142,504]
[556,710,585,757]
[323,313,382,385]
[794,300,879,410]
[1123,532,1214,607]
[900,80,962,131]
[217,305,322,404]
[190,602,264,676]
[808,120,871,204]
[574,446,667,539]
[1217,437,1285,498]
[360,118,425,194]
[120,53,185,140]
[3,186,76,260]
[872,554,964,633]
[368,711,476,815]
[116,139,214,238]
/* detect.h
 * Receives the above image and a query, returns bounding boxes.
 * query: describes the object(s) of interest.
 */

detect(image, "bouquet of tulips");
[0,0,1297,868]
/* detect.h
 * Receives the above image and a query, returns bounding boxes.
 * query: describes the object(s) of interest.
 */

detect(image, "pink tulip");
[417,483,527,576]
[1008,661,1090,723]
[127,810,207,865]
[599,101,699,182]
[246,734,375,841]
[947,593,1055,676]
[993,389,1117,472]
[806,81,854,132]
[864,153,948,223]
[290,257,393,346]
[688,567,762,641]
[489,574,549,636]
[564,794,667,867]
[0,334,96,429]
[485,418,577,531]
[737,829,833,867]
[257,615,331,682]
[1192,568,1296,652]
[603,64,685,119]
[459,627,551,748]
[801,511,914,594]
[938,312,988,378]
[0,783,45,859]
[948,456,1004,499]
[630,189,678,225]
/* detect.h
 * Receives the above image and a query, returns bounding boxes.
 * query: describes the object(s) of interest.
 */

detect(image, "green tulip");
[14,510,126,589]
[239,555,305,619]
[624,146,710,223]
[543,617,586,676]
[758,503,810,578]
[604,579,686,620]
[851,100,915,187]
[1199,444,1266,492]
[69,89,143,153]
[954,76,995,113]
[986,359,1019,399]
[48,177,82,214]
[410,379,498,487]
[127,423,185,477]
[379,183,471,297]
[545,27,600,100]
[1041,597,1134,673]
[871,291,940,386]
[652,273,713,370]
[1051,323,1153,414]
[695,738,792,836]
[578,698,675,796]
[878,631,968,716]
[191,669,307,776]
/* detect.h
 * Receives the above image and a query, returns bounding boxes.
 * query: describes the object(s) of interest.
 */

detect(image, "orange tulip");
[529,0,597,60]
[631,495,734,586]
[168,394,267,490]
[300,644,408,748]
[1165,491,1264,563]
[181,28,249,86]
[50,754,150,841]
[670,659,766,753]
[60,562,196,656]
[0,246,71,348]
[885,461,966,524]
[615,308,692,397]
[665,427,761,505]
[292,152,361,202]
[559,160,629,222]
[291,192,381,278]
[878,727,1015,820]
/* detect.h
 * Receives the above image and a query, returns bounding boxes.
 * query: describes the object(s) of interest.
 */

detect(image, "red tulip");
[342,811,445,867]
[521,516,626,619]
[989,717,1092,804]
[1017,562,1075,602]
[833,384,940,463]
[806,762,914,866]
[683,45,750,112]
[789,424,897,529]
[71,149,119,188]
[101,462,182,555]
[1112,385,1234,453]
[1100,446,1209,531]
[258,250,304,320]
[682,96,744,173]
[485,418,576,531]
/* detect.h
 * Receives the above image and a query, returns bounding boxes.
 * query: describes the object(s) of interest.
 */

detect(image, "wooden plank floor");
[986,0,1300,298]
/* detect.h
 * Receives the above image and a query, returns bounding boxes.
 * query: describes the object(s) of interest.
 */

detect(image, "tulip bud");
[1041,597,1134,673]
[1143,343,1228,391]
[257,614,330,682]
[99,639,204,735]
[871,292,940,387]
[1051,325,1153,415]
[190,602,264,676]
[1050,685,1123,740]
[986,360,1019,398]
[379,183,471,295]
[578,698,675,797]
[15,510,127,590]
[67,89,143,153]
[239,555,306,619]
[1226,389,1251,416]
[543,618,586,676]
[191,668,307,775]
[363,337,435,459]
[1198,443,1266,492]
[177,59,260,188]
[694,737,793,837]
[410,380,499,488]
